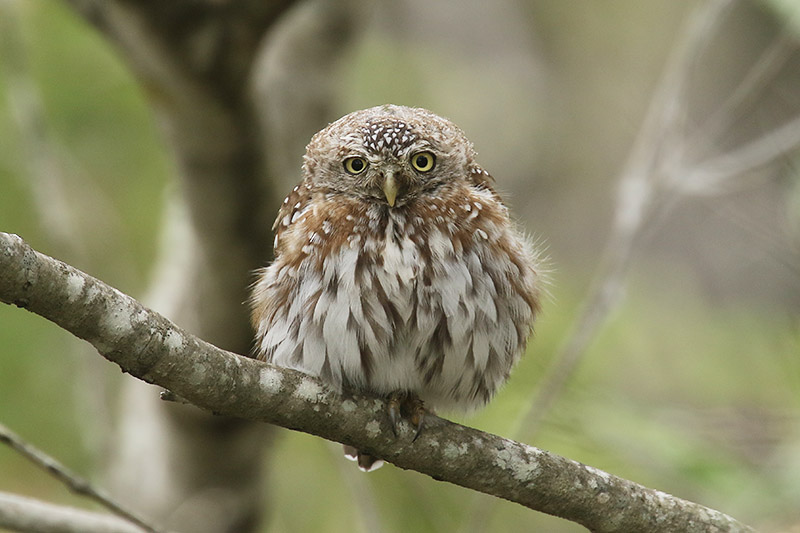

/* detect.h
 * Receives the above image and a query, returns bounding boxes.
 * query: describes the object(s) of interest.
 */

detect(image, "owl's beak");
[382,173,398,207]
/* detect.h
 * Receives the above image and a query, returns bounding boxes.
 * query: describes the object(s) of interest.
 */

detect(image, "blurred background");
[0,0,799,531]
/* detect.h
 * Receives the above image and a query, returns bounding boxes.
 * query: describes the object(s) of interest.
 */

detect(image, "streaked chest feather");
[252,192,539,410]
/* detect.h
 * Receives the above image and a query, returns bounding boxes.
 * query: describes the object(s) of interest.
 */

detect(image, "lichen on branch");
[0,232,755,533]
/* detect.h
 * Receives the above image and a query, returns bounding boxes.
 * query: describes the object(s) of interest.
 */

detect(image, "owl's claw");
[411,408,425,443]
[387,391,426,440]
[388,394,402,437]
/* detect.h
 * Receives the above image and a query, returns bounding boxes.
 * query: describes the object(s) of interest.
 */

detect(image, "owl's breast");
[370,211,420,295]
[252,190,540,410]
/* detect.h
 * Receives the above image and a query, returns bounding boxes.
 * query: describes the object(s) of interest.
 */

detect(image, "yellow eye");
[343,156,368,175]
[410,151,435,172]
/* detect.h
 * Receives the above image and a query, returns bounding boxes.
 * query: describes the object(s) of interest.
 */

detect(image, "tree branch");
[0,232,755,533]
[0,491,150,533]
[53,2,365,530]
[0,423,162,533]
[515,0,736,441]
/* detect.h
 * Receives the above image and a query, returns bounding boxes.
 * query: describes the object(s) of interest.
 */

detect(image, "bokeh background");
[1,0,799,531]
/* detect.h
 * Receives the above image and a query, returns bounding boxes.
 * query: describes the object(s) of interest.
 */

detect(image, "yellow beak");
[383,173,398,207]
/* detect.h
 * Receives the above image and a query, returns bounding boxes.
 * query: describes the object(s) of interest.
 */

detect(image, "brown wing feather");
[272,180,314,254]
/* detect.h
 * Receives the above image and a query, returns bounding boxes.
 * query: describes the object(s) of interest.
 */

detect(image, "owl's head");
[303,105,478,207]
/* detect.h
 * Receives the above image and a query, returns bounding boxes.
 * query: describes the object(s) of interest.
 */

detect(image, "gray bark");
[0,231,756,533]
[55,1,361,530]
[0,492,148,533]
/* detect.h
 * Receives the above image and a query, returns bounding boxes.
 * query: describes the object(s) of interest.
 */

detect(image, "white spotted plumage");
[251,104,542,416]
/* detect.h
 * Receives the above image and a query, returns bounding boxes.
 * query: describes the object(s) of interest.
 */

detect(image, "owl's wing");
[468,164,496,190]
[271,181,314,254]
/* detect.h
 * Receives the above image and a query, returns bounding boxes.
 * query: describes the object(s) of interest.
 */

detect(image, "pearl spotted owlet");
[250,104,542,471]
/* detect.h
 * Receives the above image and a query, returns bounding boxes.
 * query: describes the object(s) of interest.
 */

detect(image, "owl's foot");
[342,392,427,473]
[387,391,426,441]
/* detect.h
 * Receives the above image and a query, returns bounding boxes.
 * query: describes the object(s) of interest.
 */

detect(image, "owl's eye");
[410,151,436,173]
[343,156,368,175]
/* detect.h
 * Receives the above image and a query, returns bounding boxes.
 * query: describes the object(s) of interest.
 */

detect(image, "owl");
[250,104,542,471]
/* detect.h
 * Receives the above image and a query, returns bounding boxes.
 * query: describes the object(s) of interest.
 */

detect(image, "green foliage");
[1,2,798,532]
[762,0,800,35]
[0,1,170,291]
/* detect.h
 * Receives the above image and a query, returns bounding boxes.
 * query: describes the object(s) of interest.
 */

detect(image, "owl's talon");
[408,395,426,441]
[388,392,403,437]
[411,411,425,442]
[386,391,426,440]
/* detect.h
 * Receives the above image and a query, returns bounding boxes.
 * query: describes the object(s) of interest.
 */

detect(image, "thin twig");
[461,4,740,530]
[678,111,800,192]
[0,491,148,533]
[516,0,737,441]
[704,200,800,278]
[692,27,799,154]
[0,423,165,533]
